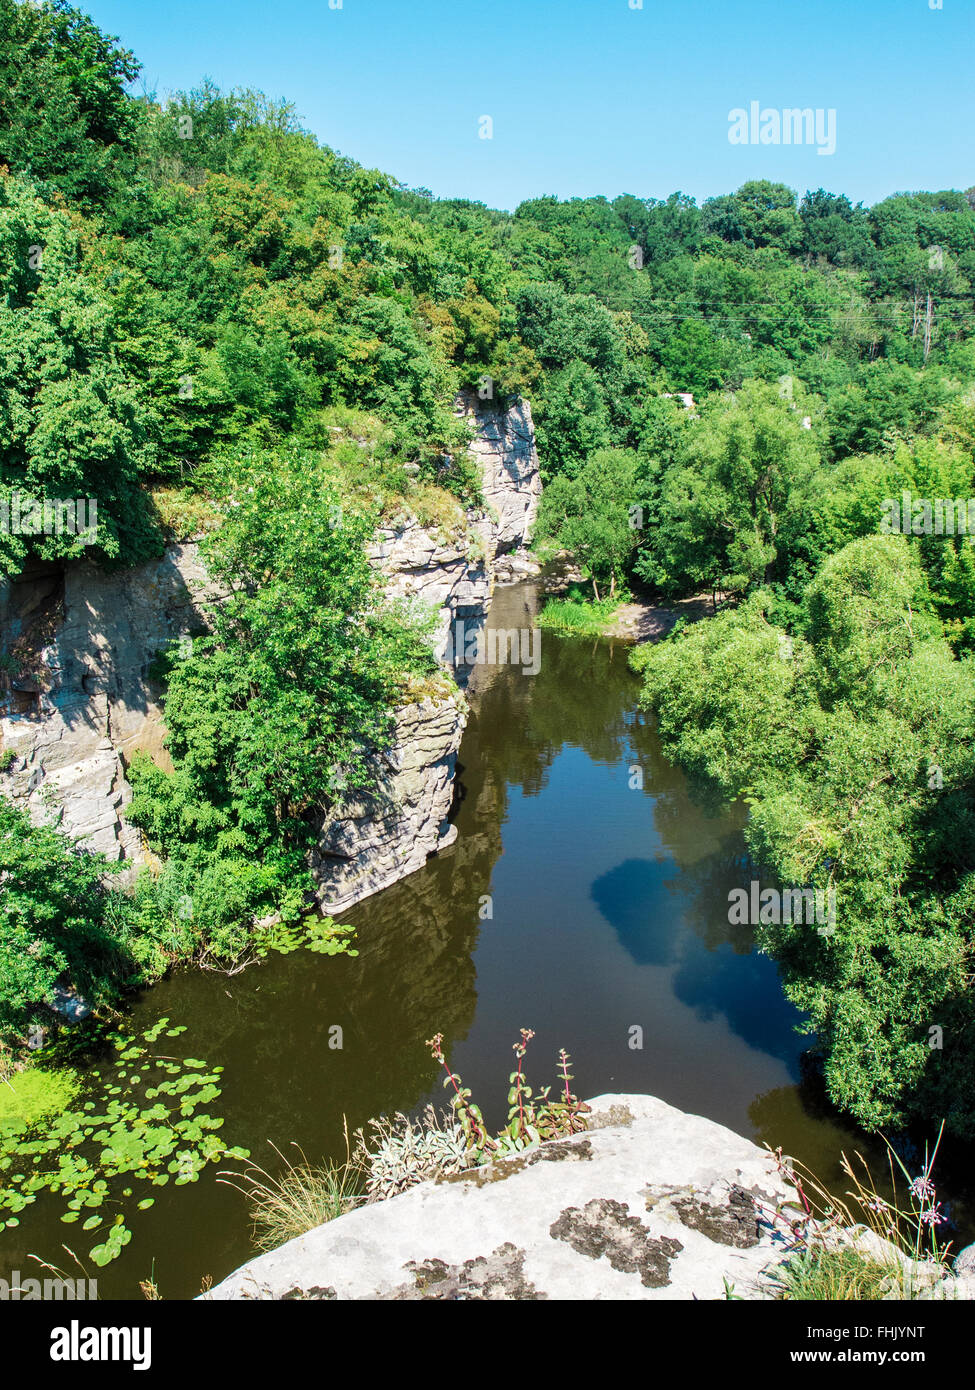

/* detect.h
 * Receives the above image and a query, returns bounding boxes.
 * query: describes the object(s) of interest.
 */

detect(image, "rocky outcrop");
[310,694,467,915]
[0,546,211,862]
[0,395,541,905]
[205,1093,796,1301]
[310,395,541,912]
[203,1093,975,1302]
[456,391,542,556]
[366,520,492,676]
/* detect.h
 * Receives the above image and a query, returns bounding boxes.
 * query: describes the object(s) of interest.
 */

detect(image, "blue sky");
[85,0,974,210]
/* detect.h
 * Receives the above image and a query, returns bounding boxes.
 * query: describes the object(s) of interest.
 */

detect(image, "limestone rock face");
[310,695,467,915]
[309,392,541,912]
[366,519,492,675]
[456,390,542,556]
[202,1094,800,1301]
[0,546,211,862]
[202,1093,975,1302]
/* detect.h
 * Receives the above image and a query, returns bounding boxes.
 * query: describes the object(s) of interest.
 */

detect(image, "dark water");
[3,580,971,1297]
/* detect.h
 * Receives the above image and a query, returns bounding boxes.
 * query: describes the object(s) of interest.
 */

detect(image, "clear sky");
[83,0,974,211]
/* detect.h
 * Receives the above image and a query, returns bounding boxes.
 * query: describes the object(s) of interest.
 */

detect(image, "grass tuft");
[767,1244,893,1301]
[219,1134,360,1253]
[539,590,623,636]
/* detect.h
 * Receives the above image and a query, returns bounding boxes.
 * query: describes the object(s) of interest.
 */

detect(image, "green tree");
[636,380,821,597]
[127,449,439,942]
[634,537,975,1135]
[0,801,138,1042]
[535,447,638,598]
[0,0,140,206]
[0,174,161,575]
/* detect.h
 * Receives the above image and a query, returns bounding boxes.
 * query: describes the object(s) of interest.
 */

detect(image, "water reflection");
[3,578,971,1298]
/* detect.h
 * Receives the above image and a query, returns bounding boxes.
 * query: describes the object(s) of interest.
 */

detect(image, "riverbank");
[536,581,722,644]
[599,594,719,642]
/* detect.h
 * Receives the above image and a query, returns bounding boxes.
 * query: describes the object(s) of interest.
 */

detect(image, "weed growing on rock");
[761,1128,956,1299]
[427,1030,590,1162]
[220,1132,360,1253]
[354,1106,477,1201]
[767,1244,894,1301]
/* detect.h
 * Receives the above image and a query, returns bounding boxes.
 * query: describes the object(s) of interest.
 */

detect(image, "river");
[2,579,970,1298]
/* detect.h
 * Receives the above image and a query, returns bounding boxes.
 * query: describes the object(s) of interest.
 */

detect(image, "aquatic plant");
[254,916,358,959]
[0,1067,81,1134]
[0,1017,248,1267]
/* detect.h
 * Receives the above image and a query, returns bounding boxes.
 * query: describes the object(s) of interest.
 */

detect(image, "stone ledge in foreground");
[203,1094,810,1301]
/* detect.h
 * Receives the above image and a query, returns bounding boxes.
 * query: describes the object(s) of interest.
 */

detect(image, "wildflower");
[919,1204,946,1227]
[867,1199,888,1213]
[910,1176,936,1202]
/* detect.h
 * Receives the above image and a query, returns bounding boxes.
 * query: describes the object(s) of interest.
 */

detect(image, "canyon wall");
[310,393,540,913]
[0,545,211,864]
[0,395,541,909]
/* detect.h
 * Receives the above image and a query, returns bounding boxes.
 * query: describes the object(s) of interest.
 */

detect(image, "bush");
[126,447,441,954]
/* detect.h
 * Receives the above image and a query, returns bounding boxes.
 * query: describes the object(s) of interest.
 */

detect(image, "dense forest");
[2,0,975,1141]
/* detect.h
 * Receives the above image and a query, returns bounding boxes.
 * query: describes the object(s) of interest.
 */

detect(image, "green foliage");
[0,1018,248,1264]
[2,3,975,1147]
[0,175,163,575]
[769,1245,893,1301]
[635,380,821,598]
[255,917,358,958]
[766,1137,954,1296]
[0,799,143,1042]
[535,448,638,598]
[223,1140,360,1251]
[634,537,975,1135]
[125,448,438,946]
[0,1067,80,1136]
[538,591,624,636]
[0,0,141,207]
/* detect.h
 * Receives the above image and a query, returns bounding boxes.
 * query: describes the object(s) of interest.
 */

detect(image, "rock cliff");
[310,395,541,911]
[310,694,468,915]
[0,546,211,863]
[456,390,542,556]
[0,395,541,909]
[203,1093,975,1302]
